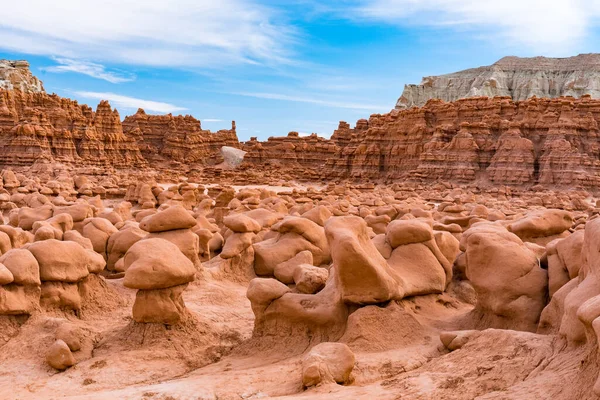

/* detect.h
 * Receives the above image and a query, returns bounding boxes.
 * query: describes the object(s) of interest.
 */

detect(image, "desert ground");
[0,169,599,400]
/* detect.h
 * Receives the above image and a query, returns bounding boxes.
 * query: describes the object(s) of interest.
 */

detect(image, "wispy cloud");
[352,0,599,55]
[42,57,134,83]
[233,91,389,111]
[74,91,187,114]
[0,0,295,68]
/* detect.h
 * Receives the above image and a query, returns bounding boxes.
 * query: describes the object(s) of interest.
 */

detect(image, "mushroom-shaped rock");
[139,205,196,233]
[254,216,330,276]
[18,205,54,230]
[54,204,94,223]
[146,229,201,266]
[302,342,355,387]
[46,339,76,370]
[461,223,548,332]
[386,219,433,247]
[326,216,402,304]
[243,208,283,229]
[302,206,333,227]
[81,218,118,258]
[123,238,195,290]
[106,225,147,271]
[247,278,291,308]
[507,209,573,245]
[220,232,255,259]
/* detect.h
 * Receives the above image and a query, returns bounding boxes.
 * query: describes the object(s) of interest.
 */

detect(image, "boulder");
[28,240,91,282]
[293,264,329,294]
[0,249,40,285]
[302,342,355,387]
[139,205,196,233]
[46,339,76,370]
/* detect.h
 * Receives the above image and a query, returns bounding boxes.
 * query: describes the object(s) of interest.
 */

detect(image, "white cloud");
[42,57,134,83]
[234,91,389,111]
[0,0,293,67]
[355,0,600,55]
[74,91,187,114]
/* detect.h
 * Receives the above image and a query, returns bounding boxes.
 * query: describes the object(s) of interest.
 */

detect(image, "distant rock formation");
[396,54,600,109]
[3,58,600,189]
[122,110,239,166]
[0,89,240,169]
[0,90,145,168]
[325,95,600,188]
[0,60,44,93]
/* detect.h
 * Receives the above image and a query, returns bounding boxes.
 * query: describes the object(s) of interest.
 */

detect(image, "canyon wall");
[122,109,239,167]
[0,89,241,170]
[242,95,600,189]
[0,90,146,168]
[397,54,600,109]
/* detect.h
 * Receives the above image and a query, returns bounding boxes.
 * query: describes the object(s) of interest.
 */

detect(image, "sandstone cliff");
[239,95,600,189]
[397,54,600,109]
[122,109,239,166]
[326,95,600,188]
[0,89,240,169]
[0,90,145,167]
[0,60,44,93]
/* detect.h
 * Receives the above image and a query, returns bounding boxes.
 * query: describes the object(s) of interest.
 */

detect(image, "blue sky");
[1,0,600,141]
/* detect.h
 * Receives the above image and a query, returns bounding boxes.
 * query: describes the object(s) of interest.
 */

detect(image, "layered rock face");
[242,132,338,180]
[3,58,600,189]
[0,60,44,93]
[122,109,239,166]
[0,90,239,169]
[325,95,600,188]
[0,90,146,168]
[397,54,600,109]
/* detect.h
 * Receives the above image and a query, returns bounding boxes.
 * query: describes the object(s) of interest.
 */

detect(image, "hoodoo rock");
[123,238,195,324]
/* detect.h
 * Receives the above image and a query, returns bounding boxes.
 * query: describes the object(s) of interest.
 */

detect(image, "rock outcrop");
[0,60,44,93]
[4,58,600,190]
[122,110,239,166]
[396,54,600,109]
[0,90,146,168]
[323,96,600,188]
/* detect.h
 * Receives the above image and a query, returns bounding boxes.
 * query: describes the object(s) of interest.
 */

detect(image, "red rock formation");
[242,132,338,180]
[2,84,600,189]
[0,90,146,167]
[324,95,600,188]
[122,110,239,165]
